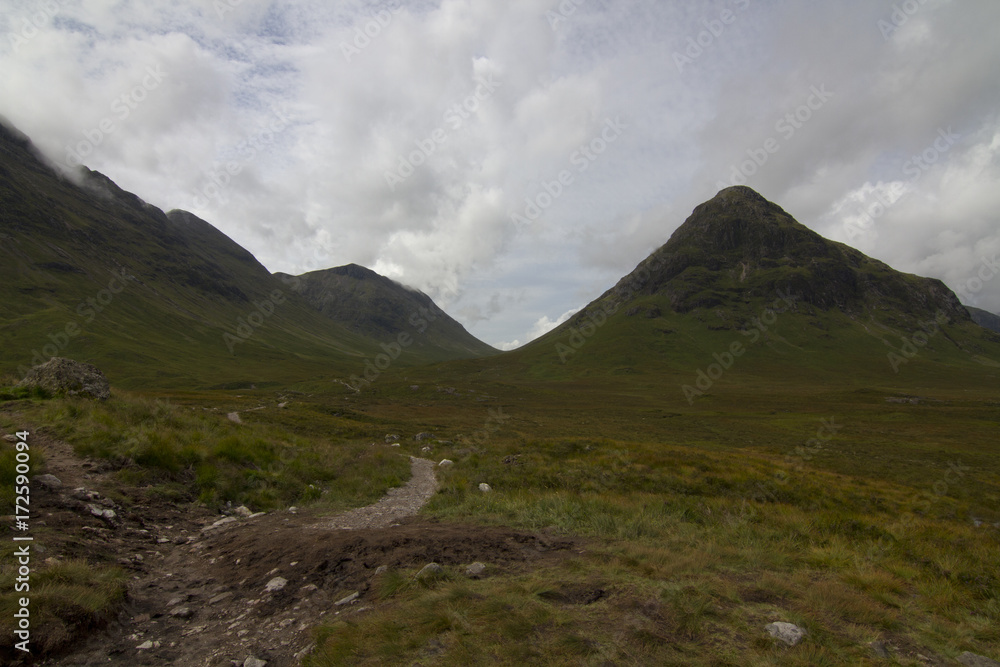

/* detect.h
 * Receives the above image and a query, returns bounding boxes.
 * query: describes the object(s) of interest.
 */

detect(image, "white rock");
[765,621,806,646]
[264,576,288,593]
[334,591,359,606]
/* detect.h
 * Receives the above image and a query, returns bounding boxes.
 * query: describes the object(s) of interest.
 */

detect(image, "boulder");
[765,621,806,646]
[17,357,110,400]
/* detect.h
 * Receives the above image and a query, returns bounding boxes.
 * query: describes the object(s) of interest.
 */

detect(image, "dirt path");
[313,457,438,530]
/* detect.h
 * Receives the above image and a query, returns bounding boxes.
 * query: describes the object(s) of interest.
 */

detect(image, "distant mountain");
[0,120,492,389]
[514,186,999,383]
[275,264,497,362]
[967,306,1000,334]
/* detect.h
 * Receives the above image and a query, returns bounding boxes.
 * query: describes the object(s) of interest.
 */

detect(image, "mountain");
[511,186,999,386]
[275,264,497,362]
[967,306,1000,334]
[0,121,491,388]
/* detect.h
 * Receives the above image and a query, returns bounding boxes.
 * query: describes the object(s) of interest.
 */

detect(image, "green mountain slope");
[0,121,409,388]
[502,186,1000,394]
[275,264,497,363]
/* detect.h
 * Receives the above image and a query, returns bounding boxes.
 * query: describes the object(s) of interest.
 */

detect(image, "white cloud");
[2,0,999,346]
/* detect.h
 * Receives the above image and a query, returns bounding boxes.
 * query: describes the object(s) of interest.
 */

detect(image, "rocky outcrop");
[17,357,111,400]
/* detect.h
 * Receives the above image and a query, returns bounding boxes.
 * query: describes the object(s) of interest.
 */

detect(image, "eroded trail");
[313,456,438,530]
[21,436,574,667]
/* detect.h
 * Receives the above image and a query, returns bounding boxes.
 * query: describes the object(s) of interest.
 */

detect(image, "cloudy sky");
[2,0,998,349]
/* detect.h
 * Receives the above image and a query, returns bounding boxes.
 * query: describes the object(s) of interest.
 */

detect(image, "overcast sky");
[2,0,998,348]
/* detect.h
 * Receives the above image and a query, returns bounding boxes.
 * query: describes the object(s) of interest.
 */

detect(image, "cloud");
[1,0,998,344]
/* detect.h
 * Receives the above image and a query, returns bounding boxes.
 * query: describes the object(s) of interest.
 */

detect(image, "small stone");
[335,591,359,606]
[438,459,454,467]
[416,563,444,580]
[765,621,806,647]
[265,576,288,593]
[465,562,486,578]
[35,474,63,490]
[478,483,492,493]
[87,504,116,522]
[957,653,1000,667]
[169,607,194,620]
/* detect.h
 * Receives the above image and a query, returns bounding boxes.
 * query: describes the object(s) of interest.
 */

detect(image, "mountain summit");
[598,186,967,323]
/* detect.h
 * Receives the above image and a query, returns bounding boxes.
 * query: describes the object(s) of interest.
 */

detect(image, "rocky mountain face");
[597,186,968,323]
[275,264,497,362]
[967,306,1000,333]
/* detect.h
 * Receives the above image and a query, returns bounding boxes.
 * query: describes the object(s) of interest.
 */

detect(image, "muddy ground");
[3,430,580,666]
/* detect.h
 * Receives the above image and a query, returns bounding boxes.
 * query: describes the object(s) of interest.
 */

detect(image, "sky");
[1,0,999,349]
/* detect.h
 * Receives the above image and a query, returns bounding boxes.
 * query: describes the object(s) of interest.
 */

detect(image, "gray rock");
[335,591,359,606]
[465,562,486,578]
[765,621,806,647]
[169,606,194,620]
[86,504,116,523]
[72,487,101,501]
[17,357,111,400]
[958,653,1000,667]
[264,576,288,593]
[244,657,268,667]
[35,474,63,490]
[416,563,444,580]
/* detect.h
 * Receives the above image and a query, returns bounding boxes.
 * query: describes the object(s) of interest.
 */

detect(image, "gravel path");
[316,456,438,530]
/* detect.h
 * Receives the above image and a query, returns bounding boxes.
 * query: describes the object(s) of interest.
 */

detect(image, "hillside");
[0,121,493,389]
[275,264,497,363]
[968,305,1000,333]
[502,186,1000,391]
